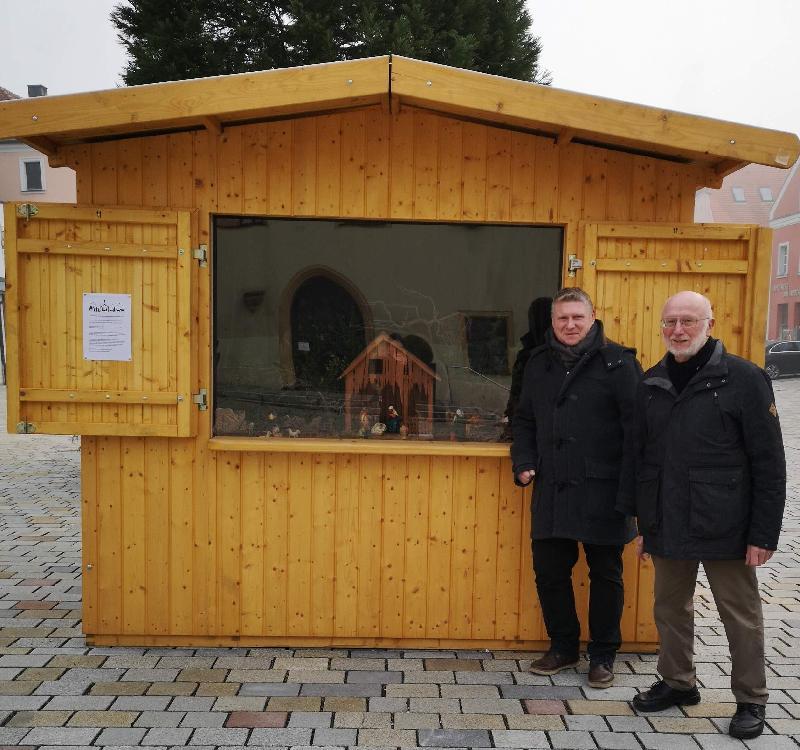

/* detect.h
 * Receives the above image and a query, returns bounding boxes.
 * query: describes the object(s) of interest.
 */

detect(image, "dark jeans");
[532,537,625,662]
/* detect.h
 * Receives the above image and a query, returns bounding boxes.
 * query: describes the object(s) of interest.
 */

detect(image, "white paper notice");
[83,293,132,361]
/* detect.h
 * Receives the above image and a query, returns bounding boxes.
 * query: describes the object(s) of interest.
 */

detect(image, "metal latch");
[193,244,208,268]
[16,203,39,220]
[16,421,37,434]
[192,389,208,411]
[567,254,583,278]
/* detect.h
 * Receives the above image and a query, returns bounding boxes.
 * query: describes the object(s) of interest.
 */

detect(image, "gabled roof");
[771,160,800,222]
[0,56,797,174]
[0,86,20,102]
[340,332,439,381]
[694,164,788,226]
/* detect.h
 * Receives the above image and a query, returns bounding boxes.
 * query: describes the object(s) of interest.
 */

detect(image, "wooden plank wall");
[65,106,704,646]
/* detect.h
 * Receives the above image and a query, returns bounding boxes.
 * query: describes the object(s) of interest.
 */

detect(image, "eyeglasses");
[660,317,710,330]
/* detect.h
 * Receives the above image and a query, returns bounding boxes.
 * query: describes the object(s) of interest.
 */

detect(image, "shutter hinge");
[192,244,208,268]
[567,254,583,278]
[16,203,39,220]
[192,388,208,411]
[16,421,37,434]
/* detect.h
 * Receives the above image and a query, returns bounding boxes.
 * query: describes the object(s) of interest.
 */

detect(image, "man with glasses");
[512,288,640,688]
[629,291,785,740]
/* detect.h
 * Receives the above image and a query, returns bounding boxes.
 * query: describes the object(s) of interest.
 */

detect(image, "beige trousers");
[652,555,768,705]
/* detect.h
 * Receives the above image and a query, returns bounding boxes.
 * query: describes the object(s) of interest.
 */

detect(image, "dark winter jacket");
[511,320,640,545]
[625,340,786,560]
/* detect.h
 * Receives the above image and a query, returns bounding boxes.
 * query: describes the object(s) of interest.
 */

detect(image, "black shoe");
[632,679,701,712]
[729,702,766,739]
[529,650,580,675]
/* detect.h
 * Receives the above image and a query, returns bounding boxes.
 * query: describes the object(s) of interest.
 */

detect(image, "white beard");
[668,334,710,360]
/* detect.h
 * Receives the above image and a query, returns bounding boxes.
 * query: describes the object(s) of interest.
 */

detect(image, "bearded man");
[629,291,785,740]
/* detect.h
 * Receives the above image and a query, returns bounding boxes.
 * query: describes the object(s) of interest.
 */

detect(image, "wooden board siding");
[64,106,708,647]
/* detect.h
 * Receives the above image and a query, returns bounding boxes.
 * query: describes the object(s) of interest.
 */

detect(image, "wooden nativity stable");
[1,56,798,649]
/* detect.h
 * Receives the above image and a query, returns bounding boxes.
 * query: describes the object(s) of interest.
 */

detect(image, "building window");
[777,243,789,277]
[19,158,45,192]
[212,216,562,442]
[464,314,511,376]
[777,304,789,339]
[759,187,774,202]
[731,187,746,202]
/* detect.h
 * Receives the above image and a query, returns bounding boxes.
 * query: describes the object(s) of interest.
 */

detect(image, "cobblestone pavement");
[1,382,799,749]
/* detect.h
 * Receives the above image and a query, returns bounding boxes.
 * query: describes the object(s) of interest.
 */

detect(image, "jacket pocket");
[635,466,661,534]
[585,458,621,520]
[688,466,747,539]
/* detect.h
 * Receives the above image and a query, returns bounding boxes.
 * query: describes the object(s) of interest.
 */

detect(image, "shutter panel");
[4,203,196,436]
[580,222,769,370]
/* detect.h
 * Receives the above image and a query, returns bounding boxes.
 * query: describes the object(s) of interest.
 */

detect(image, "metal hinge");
[192,244,208,268]
[16,203,39,220]
[16,421,37,434]
[567,254,583,278]
[192,388,208,411]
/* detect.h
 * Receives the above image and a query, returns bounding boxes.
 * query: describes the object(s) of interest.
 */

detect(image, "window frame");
[731,187,746,203]
[19,157,46,193]
[777,242,789,277]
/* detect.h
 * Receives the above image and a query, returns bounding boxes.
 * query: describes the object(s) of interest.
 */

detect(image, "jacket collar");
[645,340,729,395]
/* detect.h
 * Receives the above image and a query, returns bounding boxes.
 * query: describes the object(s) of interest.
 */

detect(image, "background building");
[768,161,800,340]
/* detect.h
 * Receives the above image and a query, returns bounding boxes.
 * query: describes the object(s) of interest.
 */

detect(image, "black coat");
[511,321,640,545]
[627,341,786,560]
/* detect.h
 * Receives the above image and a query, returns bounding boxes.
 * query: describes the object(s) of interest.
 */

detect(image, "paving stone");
[248,728,313,745]
[592,731,642,750]
[367,697,407,712]
[212,696,267,712]
[177,668,228,683]
[765,718,800,734]
[196,682,239,696]
[134,711,186,728]
[333,711,392,729]
[147,683,197,696]
[6,710,73,727]
[267,697,321,711]
[140,727,193,745]
[90,682,150,696]
[287,670,345,684]
[393,712,440,729]
[357,728,418,747]
[0,695,48,710]
[300,683,382,697]
[238,682,301,697]
[522,698,567,714]
[682,702,736,718]
[548,729,597,749]
[18,667,65,680]
[638,733,705,749]
[650,717,717,733]
[424,659,482,672]
[491,729,550,748]
[0,680,38,695]
[20,727,101,746]
[567,699,634,715]
[168,697,215,712]
[418,728,492,747]
[506,715,565,730]
[225,711,288,728]
[272,658,329,671]
[288,711,333,728]
[313,727,358,745]
[403,670,456,684]
[440,684,499,699]
[178,712,228,728]
[409,698,461,714]
[346,670,402,684]
[607,715,655,733]
[67,711,139,727]
[440,714,505,729]
[190,728,250,745]
[110,696,171,711]
[460,698,524,714]
[384,684,439,698]
[566,714,610,731]
[0,728,30,745]
[322,697,366,711]
[94,728,148,746]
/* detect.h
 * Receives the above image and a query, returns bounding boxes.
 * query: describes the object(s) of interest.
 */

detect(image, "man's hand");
[517,469,535,485]
[636,535,650,561]
[745,545,773,567]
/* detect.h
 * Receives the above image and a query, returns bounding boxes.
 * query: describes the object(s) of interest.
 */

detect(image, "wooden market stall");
[0,56,797,648]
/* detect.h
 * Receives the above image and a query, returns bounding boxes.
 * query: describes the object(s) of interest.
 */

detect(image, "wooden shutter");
[580,223,770,371]
[4,203,196,437]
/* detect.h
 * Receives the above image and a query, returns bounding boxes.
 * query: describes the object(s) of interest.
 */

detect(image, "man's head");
[551,287,596,347]
[660,291,714,362]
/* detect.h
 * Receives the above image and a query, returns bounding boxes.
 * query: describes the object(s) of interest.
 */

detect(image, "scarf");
[547,321,601,370]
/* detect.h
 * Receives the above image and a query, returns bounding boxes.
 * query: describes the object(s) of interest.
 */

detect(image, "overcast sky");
[0,0,798,135]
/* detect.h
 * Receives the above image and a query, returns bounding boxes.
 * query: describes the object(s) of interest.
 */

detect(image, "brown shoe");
[588,659,615,688]
[529,650,580,675]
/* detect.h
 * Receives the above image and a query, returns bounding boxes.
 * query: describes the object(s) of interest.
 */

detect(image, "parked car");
[765,341,800,379]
